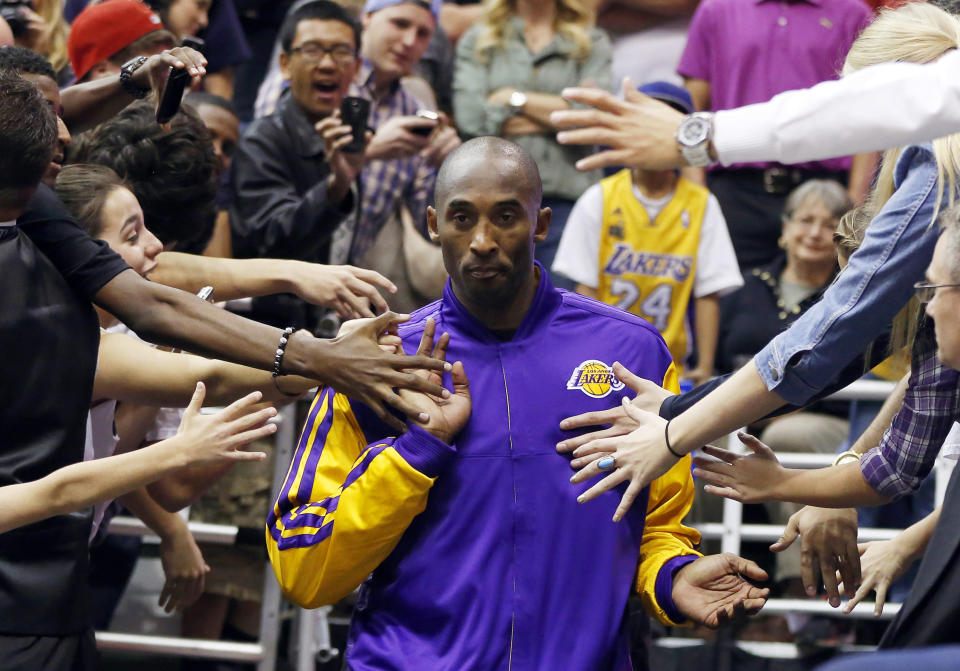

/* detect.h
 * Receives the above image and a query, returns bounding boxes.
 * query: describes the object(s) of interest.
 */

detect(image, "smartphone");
[196,285,214,302]
[410,109,440,137]
[156,36,205,124]
[340,96,371,154]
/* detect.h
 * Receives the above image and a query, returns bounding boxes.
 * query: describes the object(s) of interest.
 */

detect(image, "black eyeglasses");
[914,281,960,303]
[290,43,357,66]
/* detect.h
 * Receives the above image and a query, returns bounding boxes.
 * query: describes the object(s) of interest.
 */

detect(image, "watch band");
[119,56,151,99]
[676,112,715,168]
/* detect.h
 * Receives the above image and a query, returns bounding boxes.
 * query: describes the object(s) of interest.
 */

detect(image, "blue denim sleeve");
[754,145,941,405]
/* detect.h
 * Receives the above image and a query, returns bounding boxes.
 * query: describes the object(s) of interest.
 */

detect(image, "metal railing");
[97,400,298,670]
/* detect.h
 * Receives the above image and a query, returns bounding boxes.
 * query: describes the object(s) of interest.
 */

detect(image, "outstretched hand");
[320,311,452,433]
[175,382,275,466]
[397,317,471,444]
[840,539,913,616]
[772,506,860,607]
[569,397,681,522]
[672,553,770,629]
[692,432,789,504]
[291,263,397,319]
[552,77,688,172]
[557,361,672,460]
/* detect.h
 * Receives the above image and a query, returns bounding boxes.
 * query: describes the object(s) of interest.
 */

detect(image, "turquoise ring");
[597,456,616,471]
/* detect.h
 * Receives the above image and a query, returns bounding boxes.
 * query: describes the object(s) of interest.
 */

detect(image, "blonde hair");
[35,0,70,74]
[473,0,595,62]
[843,3,960,221]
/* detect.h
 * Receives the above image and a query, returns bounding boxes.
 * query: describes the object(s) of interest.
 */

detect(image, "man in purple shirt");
[677,0,872,269]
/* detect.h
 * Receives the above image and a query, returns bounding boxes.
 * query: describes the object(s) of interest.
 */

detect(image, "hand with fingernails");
[556,361,673,460]
[567,395,683,522]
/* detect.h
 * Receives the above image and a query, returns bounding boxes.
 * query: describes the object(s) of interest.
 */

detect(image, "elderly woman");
[452,0,611,284]
[718,179,853,446]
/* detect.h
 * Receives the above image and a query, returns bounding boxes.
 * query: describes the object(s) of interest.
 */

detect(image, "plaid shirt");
[348,63,436,262]
[861,316,960,499]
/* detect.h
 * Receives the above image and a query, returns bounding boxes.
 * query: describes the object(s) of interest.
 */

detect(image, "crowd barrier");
[99,378,948,668]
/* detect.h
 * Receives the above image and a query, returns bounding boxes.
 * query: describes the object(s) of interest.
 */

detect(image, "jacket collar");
[440,262,563,345]
[278,91,327,159]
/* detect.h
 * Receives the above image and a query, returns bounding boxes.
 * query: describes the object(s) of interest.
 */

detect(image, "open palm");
[672,553,770,629]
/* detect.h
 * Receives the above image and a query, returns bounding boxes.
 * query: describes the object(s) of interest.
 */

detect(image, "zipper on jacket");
[500,355,517,671]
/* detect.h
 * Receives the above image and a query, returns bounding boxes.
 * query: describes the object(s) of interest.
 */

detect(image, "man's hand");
[365,115,433,161]
[419,114,462,167]
[317,311,453,433]
[316,111,366,204]
[133,46,208,100]
[288,262,396,319]
[691,432,790,504]
[553,77,688,171]
[672,553,770,628]
[569,398,680,522]
[158,517,209,613]
[558,361,672,460]
[771,506,860,607]
[397,318,471,443]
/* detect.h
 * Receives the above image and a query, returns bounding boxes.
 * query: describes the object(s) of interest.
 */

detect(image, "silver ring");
[597,456,616,471]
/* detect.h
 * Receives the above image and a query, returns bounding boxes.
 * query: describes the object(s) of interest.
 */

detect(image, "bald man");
[266,137,768,671]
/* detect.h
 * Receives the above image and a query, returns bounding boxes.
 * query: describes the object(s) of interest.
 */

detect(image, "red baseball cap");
[68,0,165,81]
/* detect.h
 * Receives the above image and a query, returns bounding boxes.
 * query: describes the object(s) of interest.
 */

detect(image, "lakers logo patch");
[566,360,625,398]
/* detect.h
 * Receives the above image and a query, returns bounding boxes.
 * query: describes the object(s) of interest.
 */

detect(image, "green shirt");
[453,19,612,201]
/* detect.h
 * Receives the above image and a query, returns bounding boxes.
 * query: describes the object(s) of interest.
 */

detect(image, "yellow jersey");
[597,170,709,372]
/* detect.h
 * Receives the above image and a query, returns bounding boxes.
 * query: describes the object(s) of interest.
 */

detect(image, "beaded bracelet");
[664,418,684,459]
[272,327,294,379]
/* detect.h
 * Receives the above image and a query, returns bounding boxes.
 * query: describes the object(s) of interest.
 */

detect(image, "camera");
[0,0,34,38]
[410,109,439,138]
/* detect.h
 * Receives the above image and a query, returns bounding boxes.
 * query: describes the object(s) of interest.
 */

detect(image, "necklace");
[752,267,803,321]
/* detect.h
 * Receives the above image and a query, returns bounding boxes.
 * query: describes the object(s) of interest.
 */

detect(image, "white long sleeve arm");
[714,50,960,166]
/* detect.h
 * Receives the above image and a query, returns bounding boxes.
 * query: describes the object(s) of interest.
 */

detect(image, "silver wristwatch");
[676,112,715,167]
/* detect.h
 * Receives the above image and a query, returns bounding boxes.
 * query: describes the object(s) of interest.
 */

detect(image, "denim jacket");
[755,144,942,405]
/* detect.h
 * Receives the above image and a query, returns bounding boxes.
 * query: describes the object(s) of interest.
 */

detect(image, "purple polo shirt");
[678,0,872,171]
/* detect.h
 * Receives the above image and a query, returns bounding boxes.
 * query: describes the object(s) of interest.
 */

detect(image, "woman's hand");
[691,432,791,504]
[841,538,916,616]
[157,517,209,613]
[557,362,672,462]
[569,398,681,522]
[289,262,395,319]
[174,383,276,466]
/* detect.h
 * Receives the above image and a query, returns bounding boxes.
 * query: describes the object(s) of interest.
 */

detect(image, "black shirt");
[0,186,129,636]
[16,184,130,299]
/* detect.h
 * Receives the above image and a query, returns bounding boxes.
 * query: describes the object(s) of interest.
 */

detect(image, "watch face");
[680,117,709,146]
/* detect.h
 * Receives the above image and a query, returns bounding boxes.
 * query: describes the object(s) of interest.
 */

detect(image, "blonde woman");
[562,2,960,611]
[453,0,611,284]
[12,0,70,81]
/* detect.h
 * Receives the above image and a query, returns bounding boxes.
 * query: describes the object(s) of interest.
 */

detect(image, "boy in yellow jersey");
[553,82,741,386]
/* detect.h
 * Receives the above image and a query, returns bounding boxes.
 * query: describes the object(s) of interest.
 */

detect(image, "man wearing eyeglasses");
[231,0,369,331]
